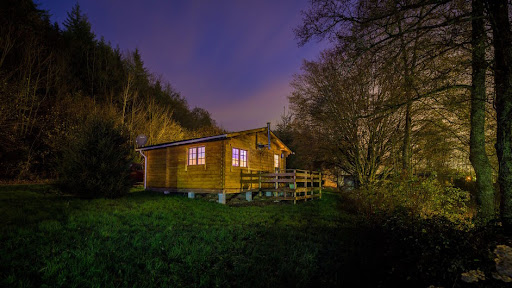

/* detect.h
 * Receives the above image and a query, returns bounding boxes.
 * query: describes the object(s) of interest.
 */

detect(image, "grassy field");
[0,185,373,287]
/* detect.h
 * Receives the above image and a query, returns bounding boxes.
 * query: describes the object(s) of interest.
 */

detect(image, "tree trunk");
[398,17,417,179]
[487,0,512,226]
[402,101,412,177]
[470,0,495,222]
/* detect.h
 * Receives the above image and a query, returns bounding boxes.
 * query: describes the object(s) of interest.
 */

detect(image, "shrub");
[348,176,473,228]
[57,115,132,198]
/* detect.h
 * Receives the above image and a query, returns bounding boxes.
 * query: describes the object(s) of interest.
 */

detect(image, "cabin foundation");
[218,193,226,204]
[147,170,323,205]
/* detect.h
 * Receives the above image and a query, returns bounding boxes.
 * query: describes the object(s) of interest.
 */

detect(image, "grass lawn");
[0,185,371,287]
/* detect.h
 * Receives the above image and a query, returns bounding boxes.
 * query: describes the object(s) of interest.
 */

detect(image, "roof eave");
[136,134,228,151]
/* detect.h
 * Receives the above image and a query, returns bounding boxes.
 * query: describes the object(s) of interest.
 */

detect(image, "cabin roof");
[136,126,292,153]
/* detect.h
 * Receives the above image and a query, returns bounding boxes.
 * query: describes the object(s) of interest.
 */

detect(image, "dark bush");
[57,116,132,198]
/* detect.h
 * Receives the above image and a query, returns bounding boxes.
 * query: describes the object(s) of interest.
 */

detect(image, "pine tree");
[62,3,97,96]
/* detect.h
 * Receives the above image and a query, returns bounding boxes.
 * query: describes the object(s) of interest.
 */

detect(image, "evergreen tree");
[62,3,97,96]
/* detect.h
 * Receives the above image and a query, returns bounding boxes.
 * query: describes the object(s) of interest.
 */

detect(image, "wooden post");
[304,171,308,201]
[250,170,253,190]
[319,172,322,199]
[293,169,297,205]
[274,172,278,196]
[258,171,262,196]
[310,171,314,200]
[304,171,307,201]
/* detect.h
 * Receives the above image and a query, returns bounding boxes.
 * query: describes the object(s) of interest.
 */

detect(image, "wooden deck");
[241,169,322,204]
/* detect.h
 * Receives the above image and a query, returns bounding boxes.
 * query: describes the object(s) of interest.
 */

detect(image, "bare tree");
[290,51,401,185]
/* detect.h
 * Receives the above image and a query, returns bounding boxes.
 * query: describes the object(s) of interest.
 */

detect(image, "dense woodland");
[2,0,512,286]
[2,0,512,227]
[0,0,222,181]
[272,0,512,227]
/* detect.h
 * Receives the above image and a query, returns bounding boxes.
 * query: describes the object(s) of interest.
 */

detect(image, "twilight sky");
[37,0,327,131]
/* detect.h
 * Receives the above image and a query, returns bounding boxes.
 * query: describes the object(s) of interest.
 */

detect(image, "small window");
[188,146,205,165]
[240,150,247,167]
[198,146,205,165]
[232,148,248,167]
[188,148,196,165]
[232,148,239,167]
[274,154,279,168]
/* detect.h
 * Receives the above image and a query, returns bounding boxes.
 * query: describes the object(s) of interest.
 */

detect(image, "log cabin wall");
[144,129,290,193]
[224,131,288,192]
[146,140,224,190]
[146,148,166,188]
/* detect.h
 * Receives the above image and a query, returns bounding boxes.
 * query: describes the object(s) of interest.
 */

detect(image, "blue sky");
[37,0,328,131]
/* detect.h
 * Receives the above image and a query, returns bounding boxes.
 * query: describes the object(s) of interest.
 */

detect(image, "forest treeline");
[274,0,512,225]
[0,0,222,180]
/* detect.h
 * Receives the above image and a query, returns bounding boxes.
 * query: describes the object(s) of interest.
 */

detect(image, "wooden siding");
[224,131,289,192]
[145,130,289,193]
[146,148,167,188]
[146,141,223,190]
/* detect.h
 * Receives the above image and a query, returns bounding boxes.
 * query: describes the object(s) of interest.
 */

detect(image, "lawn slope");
[1,185,363,287]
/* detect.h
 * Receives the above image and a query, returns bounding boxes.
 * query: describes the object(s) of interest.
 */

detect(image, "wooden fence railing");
[240,169,322,204]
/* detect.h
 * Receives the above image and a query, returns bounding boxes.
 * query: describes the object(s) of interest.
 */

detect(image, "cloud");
[208,78,292,131]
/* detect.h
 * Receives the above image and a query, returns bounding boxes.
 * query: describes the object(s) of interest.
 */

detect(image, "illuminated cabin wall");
[145,131,289,193]
[146,140,223,190]
[224,131,288,192]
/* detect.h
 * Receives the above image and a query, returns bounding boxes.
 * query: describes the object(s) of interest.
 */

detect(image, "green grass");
[0,185,363,287]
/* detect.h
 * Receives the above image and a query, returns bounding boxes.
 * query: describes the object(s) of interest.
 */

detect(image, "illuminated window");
[198,146,205,165]
[232,148,239,167]
[188,146,205,165]
[274,154,279,168]
[232,148,248,167]
[240,149,247,167]
[188,148,196,165]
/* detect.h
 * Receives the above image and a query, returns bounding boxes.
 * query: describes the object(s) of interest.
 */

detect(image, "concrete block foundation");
[218,193,226,204]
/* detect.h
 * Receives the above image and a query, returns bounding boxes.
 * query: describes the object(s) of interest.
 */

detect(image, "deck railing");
[240,169,322,203]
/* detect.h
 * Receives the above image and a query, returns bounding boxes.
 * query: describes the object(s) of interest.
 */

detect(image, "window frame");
[232,147,248,167]
[197,146,205,165]
[240,149,247,168]
[274,154,279,168]
[232,148,240,167]
[188,146,205,166]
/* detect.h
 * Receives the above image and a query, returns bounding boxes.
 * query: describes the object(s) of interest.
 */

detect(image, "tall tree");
[296,0,500,221]
[486,0,512,226]
[62,3,96,96]
[470,0,495,221]
[296,0,471,178]
[289,51,400,185]
[0,0,221,180]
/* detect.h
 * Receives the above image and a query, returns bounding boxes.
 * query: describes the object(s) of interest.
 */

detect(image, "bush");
[347,176,473,228]
[57,116,132,198]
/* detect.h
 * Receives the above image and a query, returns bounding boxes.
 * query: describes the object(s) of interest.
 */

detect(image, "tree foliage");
[57,115,131,198]
[0,1,221,181]
[291,0,506,223]
[289,50,401,185]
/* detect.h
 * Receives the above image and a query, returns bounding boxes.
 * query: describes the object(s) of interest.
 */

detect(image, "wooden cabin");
[136,125,293,202]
